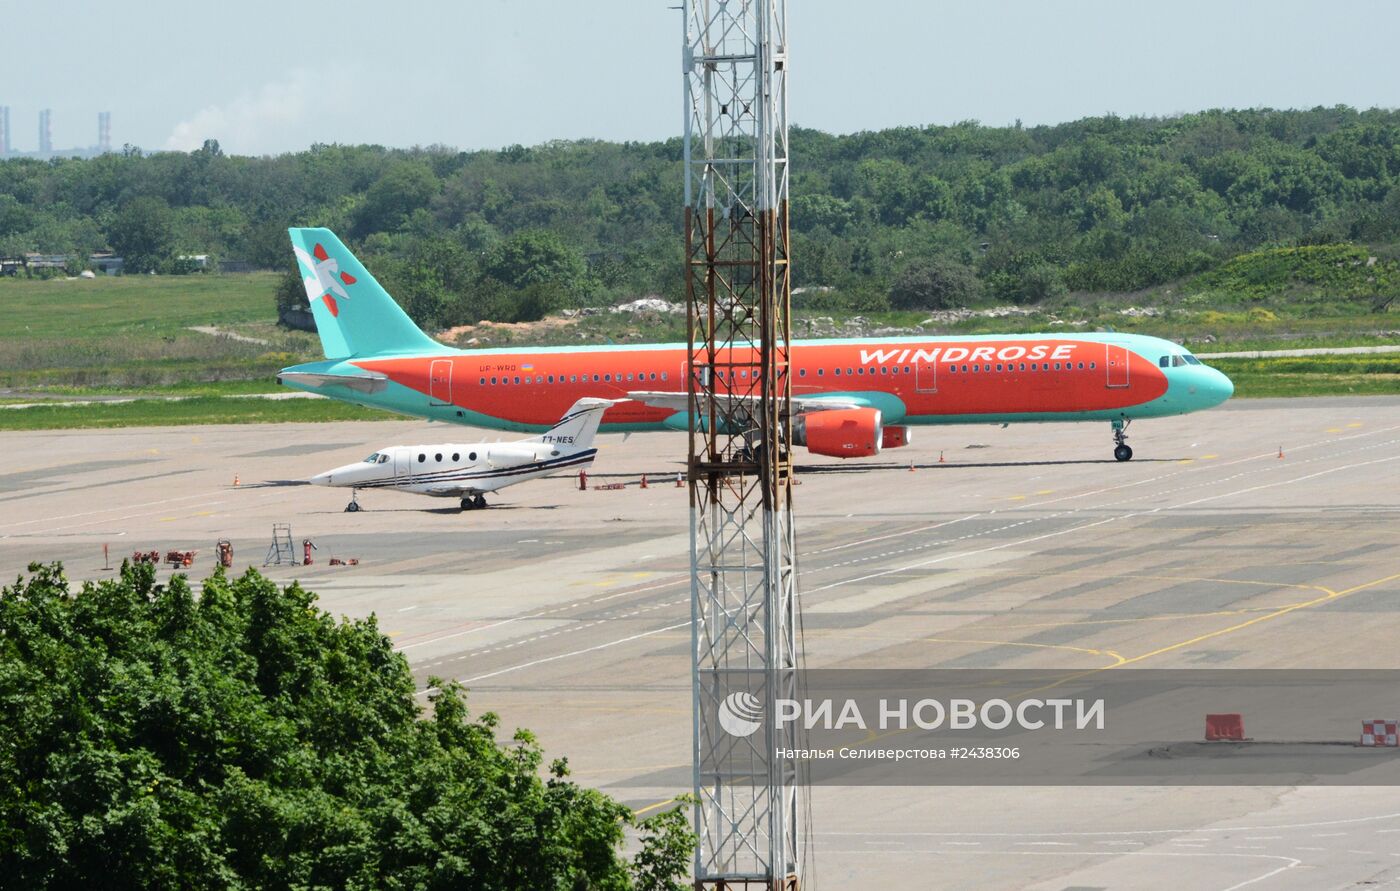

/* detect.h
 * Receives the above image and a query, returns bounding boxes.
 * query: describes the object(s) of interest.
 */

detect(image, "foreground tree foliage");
[0,563,693,890]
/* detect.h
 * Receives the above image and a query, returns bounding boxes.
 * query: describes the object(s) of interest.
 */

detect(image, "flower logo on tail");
[294,243,356,317]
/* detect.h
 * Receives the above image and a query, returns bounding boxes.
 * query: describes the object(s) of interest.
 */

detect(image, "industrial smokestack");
[98,111,111,153]
[38,108,52,154]
[0,106,9,156]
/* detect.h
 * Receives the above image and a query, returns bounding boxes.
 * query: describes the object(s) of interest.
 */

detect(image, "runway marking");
[406,428,1400,685]
[1111,569,1400,669]
[814,849,1302,890]
[419,620,689,690]
[814,812,1400,836]
[897,635,1126,666]
[630,796,680,817]
[396,605,418,612]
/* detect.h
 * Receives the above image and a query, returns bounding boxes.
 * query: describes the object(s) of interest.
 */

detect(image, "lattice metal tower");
[683,1,801,888]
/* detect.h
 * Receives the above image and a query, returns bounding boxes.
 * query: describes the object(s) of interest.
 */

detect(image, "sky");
[4,0,1399,156]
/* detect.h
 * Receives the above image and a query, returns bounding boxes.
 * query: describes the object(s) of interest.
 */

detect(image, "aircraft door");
[429,359,453,405]
[915,358,938,394]
[1105,344,1130,388]
[393,449,413,483]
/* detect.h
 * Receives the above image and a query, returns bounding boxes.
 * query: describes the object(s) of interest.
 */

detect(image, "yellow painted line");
[1178,459,1195,464]
[158,516,177,523]
[1035,489,1055,495]
[194,510,214,517]
[1113,571,1400,668]
[386,630,402,637]
[1007,495,1027,501]
[918,636,1127,665]
[1201,454,1218,460]
[1348,422,1364,428]
[632,796,681,817]
[1326,427,1344,433]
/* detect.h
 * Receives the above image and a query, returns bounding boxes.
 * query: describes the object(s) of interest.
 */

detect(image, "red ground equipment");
[216,540,234,568]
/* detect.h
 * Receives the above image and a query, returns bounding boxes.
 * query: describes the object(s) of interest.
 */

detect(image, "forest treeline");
[2,105,1399,326]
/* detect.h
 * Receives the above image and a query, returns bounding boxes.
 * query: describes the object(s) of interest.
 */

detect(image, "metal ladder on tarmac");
[263,523,297,566]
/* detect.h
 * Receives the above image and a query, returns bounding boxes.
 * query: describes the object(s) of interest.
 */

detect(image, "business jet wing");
[627,391,870,414]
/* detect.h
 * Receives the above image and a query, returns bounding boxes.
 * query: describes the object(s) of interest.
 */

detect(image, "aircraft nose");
[309,471,333,487]
[1205,367,1234,405]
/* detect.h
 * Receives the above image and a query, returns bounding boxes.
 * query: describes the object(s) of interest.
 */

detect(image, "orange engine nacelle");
[802,408,882,458]
[881,425,912,449]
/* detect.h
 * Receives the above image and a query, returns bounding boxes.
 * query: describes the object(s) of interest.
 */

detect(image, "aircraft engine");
[486,445,541,469]
[881,425,912,449]
[799,408,883,458]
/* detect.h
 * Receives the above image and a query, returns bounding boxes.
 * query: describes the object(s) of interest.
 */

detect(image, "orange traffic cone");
[1277,445,1284,459]
[233,474,240,486]
[640,474,649,489]
[676,473,684,488]
[909,459,916,472]
[938,450,945,463]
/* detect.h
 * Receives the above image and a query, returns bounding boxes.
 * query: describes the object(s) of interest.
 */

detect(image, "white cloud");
[165,70,333,155]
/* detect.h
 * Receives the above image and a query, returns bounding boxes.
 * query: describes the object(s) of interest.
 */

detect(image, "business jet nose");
[309,471,333,487]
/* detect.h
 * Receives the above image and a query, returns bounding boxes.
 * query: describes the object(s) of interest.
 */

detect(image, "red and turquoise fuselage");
[278,332,1234,434]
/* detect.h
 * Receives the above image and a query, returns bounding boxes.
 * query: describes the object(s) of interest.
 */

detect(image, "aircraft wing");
[423,484,482,496]
[278,370,389,394]
[627,390,869,414]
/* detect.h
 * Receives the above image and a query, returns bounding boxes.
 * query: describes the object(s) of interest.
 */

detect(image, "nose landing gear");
[345,489,361,512]
[1112,419,1133,462]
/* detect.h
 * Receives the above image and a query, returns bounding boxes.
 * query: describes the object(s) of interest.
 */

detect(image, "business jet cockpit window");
[363,452,380,463]
[1159,355,1192,368]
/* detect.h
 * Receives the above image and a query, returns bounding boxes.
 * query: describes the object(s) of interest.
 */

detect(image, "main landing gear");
[1112,419,1133,462]
[460,494,487,511]
[345,490,361,512]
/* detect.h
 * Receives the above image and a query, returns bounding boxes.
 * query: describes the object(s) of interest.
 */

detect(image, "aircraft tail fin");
[525,398,616,449]
[288,227,441,359]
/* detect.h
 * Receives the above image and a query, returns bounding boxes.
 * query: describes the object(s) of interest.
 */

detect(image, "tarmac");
[3,394,1399,890]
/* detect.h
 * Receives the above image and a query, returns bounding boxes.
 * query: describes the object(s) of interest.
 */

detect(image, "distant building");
[0,106,10,156]
[38,109,52,154]
[89,252,124,275]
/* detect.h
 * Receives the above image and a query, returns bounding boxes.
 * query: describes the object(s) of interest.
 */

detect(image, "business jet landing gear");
[344,490,361,512]
[460,494,487,511]
[1112,419,1133,462]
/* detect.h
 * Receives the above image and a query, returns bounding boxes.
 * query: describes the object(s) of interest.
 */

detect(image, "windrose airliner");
[278,229,1233,461]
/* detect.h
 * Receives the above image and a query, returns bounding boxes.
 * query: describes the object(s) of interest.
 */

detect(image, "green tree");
[353,161,440,237]
[108,196,175,273]
[888,255,980,310]
[483,229,590,295]
[0,562,694,889]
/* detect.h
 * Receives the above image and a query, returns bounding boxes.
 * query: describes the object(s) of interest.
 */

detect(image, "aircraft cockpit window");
[1159,356,1170,368]
[1173,355,1188,367]
[378,454,390,464]
[1184,354,1202,365]
[363,452,379,463]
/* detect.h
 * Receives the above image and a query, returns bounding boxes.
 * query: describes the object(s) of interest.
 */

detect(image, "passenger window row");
[479,372,669,385]
[416,450,480,464]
